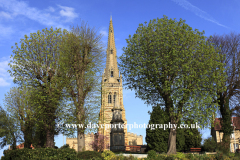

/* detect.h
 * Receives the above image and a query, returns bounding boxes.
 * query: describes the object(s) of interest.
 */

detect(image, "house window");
[111,71,113,77]
[231,132,235,139]
[108,93,112,103]
[234,143,239,152]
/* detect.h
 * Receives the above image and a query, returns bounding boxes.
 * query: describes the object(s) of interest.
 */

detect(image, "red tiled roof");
[213,117,240,131]
[15,143,34,149]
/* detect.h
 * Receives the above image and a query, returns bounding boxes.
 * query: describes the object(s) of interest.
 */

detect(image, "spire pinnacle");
[103,18,119,82]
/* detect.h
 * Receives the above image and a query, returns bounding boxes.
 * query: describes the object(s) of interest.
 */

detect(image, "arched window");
[108,93,112,103]
[111,71,113,77]
[113,92,117,104]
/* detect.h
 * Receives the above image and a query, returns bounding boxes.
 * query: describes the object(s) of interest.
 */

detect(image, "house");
[211,117,240,152]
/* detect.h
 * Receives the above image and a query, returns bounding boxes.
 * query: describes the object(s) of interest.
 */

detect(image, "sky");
[0,0,239,157]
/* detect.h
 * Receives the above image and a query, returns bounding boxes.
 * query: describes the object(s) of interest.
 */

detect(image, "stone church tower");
[98,17,128,148]
[66,18,143,152]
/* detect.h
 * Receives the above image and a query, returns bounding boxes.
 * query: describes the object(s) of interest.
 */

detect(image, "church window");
[111,49,113,54]
[111,71,113,77]
[104,79,107,82]
[108,93,112,103]
[113,92,116,104]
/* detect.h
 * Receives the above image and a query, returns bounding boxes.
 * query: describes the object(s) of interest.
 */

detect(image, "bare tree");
[60,21,105,152]
[208,32,240,151]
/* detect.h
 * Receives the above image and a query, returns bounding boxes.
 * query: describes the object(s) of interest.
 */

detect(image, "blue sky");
[0,0,239,157]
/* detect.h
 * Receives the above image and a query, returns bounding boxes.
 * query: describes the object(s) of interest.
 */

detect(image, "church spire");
[103,17,120,83]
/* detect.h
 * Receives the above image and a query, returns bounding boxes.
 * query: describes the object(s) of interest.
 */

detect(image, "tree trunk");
[167,127,177,155]
[24,117,33,149]
[77,128,85,152]
[45,126,55,148]
[219,96,232,153]
[11,135,17,150]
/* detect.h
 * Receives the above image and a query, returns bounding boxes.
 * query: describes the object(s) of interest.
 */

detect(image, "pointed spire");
[103,17,119,81]
[107,16,115,50]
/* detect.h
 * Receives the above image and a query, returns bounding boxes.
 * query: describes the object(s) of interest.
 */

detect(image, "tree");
[119,16,226,154]
[146,105,169,153]
[8,27,70,148]
[202,137,217,152]
[146,105,201,153]
[181,119,202,152]
[59,21,104,152]
[0,105,23,150]
[89,133,109,152]
[208,33,240,152]
[4,86,36,149]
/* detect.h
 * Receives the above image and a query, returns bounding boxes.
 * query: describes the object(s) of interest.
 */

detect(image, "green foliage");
[147,150,157,159]
[176,126,185,152]
[235,152,240,158]
[119,15,226,126]
[202,137,217,152]
[172,152,185,159]
[185,153,194,160]
[77,151,103,159]
[146,106,169,153]
[146,105,202,153]
[60,144,70,149]
[101,150,116,160]
[4,86,39,149]
[59,21,105,128]
[9,27,73,147]
[0,105,23,150]
[119,15,226,154]
[2,147,78,160]
[180,119,202,152]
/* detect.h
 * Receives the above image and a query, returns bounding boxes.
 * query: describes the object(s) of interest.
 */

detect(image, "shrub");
[235,152,240,159]
[147,150,157,159]
[60,144,70,149]
[202,137,217,152]
[77,151,102,159]
[1,147,78,160]
[101,150,116,160]
[216,141,230,154]
[164,155,175,160]
[172,152,185,159]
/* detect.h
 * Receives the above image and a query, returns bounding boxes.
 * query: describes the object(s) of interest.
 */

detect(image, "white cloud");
[0,11,12,19]
[0,0,78,27]
[0,57,11,87]
[0,77,10,86]
[0,24,13,38]
[100,30,108,37]
[47,6,55,12]
[172,0,229,29]
[58,5,78,20]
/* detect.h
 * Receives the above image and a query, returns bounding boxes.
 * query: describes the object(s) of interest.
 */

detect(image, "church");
[66,18,143,151]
